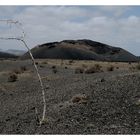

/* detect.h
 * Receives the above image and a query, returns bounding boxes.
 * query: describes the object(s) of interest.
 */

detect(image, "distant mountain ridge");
[0,51,18,58]
[6,49,26,56]
[21,39,138,62]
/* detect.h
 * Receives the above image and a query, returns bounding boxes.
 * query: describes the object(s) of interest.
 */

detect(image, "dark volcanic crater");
[21,39,138,62]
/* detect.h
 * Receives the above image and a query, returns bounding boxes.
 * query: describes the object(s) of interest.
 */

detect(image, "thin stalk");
[0,20,47,125]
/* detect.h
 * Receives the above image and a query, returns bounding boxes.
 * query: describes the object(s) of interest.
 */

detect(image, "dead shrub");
[51,65,57,73]
[68,60,74,65]
[94,64,102,71]
[107,65,114,71]
[39,65,45,68]
[82,64,88,69]
[52,69,57,74]
[20,66,27,72]
[35,62,38,65]
[71,95,88,104]
[85,64,102,74]
[129,66,135,71]
[12,66,27,74]
[12,69,22,74]
[52,65,56,69]
[69,60,74,63]
[8,73,18,82]
[75,67,84,74]
[136,64,140,70]
[42,61,47,64]
[85,67,95,74]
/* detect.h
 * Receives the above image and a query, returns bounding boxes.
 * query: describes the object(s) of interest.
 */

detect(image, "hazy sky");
[0,6,140,55]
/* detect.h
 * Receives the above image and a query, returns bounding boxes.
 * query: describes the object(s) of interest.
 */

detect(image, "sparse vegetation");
[129,66,136,71]
[0,58,140,134]
[75,67,84,74]
[52,69,57,74]
[12,69,22,74]
[82,64,88,69]
[42,61,47,64]
[51,65,57,73]
[107,65,114,71]
[39,65,45,68]
[68,60,74,65]
[20,66,27,72]
[8,73,18,82]
[52,65,56,69]
[85,64,102,74]
[12,66,27,74]
[35,62,38,65]
[136,64,140,70]
[85,67,96,74]
[71,94,88,104]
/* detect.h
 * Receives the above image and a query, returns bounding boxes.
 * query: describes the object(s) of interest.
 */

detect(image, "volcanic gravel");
[0,60,140,134]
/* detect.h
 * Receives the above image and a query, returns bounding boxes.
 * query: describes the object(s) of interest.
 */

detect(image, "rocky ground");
[0,59,140,134]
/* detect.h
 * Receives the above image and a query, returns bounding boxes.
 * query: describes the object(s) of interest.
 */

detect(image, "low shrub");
[82,64,88,69]
[75,67,84,74]
[35,62,38,65]
[12,69,22,74]
[12,66,27,74]
[39,65,45,68]
[52,65,56,69]
[52,69,57,73]
[107,65,114,71]
[136,64,140,70]
[94,64,102,71]
[8,73,18,82]
[85,64,102,74]
[42,61,47,64]
[20,66,27,72]
[71,94,88,104]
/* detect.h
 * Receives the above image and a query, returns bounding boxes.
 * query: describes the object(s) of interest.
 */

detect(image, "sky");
[0,6,140,56]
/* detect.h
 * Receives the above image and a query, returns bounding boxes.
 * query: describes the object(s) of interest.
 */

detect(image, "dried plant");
[8,73,18,82]
[0,19,46,125]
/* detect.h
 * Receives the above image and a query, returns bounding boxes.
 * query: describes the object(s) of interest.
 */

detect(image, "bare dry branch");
[0,19,46,125]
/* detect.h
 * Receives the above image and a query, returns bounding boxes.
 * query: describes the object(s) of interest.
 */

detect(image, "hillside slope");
[21,39,138,62]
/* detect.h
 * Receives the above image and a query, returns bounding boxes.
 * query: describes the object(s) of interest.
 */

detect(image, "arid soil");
[0,59,140,134]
